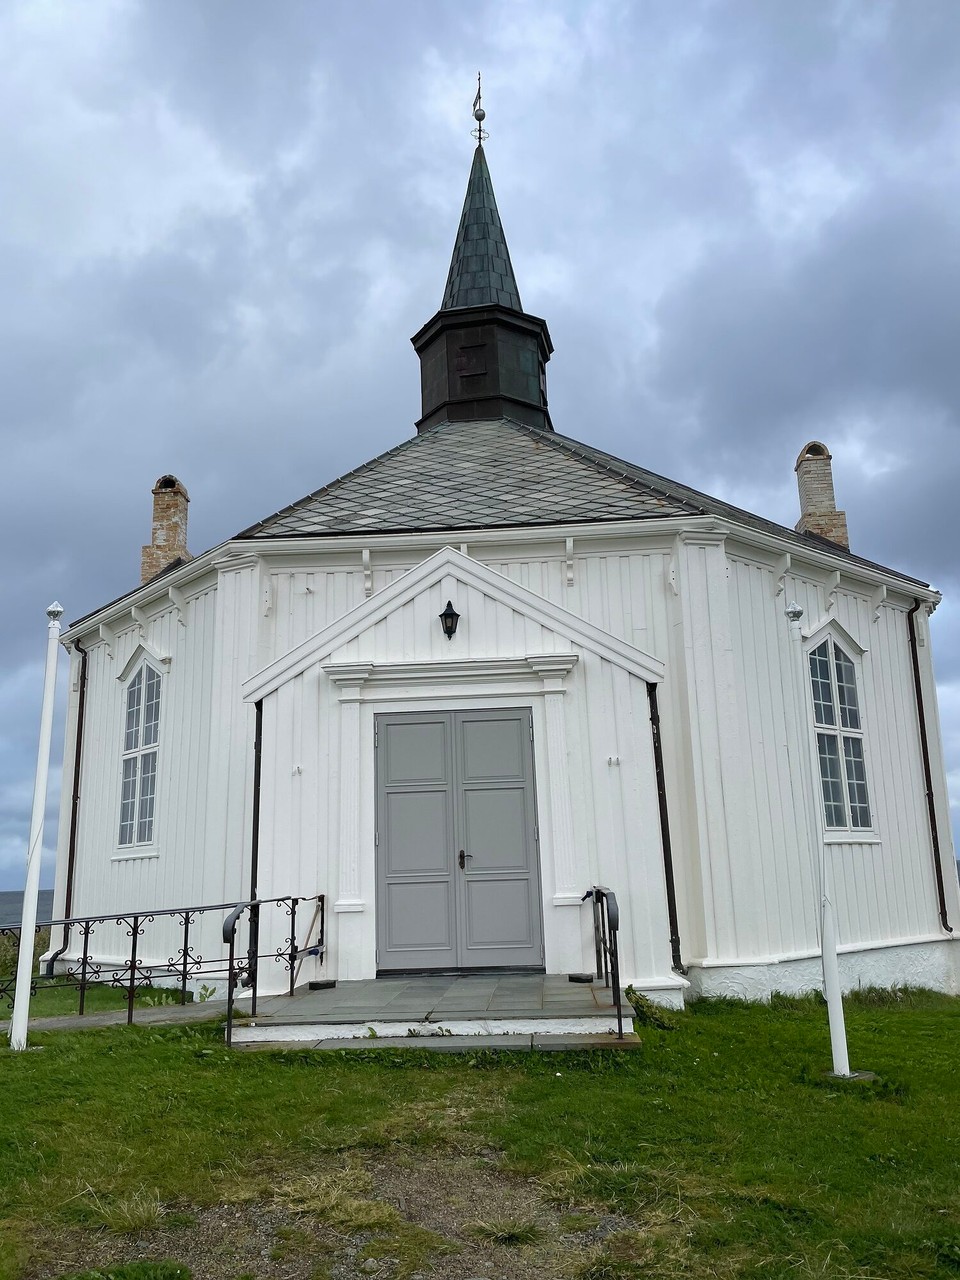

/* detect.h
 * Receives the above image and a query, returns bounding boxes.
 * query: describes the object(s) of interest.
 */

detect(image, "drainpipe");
[907,600,952,934]
[45,637,88,976]
[646,682,685,973]
[249,700,263,902]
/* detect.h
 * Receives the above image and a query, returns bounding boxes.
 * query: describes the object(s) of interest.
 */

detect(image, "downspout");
[45,638,88,975]
[250,699,263,902]
[907,600,953,934]
[647,682,686,973]
[241,699,265,1011]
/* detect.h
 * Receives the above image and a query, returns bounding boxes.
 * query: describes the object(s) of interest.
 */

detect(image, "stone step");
[231,1012,624,1044]
[235,1031,642,1053]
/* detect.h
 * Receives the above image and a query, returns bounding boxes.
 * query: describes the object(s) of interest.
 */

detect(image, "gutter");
[907,600,952,934]
[45,638,88,974]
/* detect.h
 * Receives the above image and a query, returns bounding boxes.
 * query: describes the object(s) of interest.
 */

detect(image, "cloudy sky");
[2,0,959,892]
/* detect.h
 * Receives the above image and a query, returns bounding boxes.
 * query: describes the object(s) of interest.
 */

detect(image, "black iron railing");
[222,895,326,1045]
[582,885,624,1039]
[0,894,324,1030]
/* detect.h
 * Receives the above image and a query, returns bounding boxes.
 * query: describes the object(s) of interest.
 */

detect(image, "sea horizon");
[0,889,56,928]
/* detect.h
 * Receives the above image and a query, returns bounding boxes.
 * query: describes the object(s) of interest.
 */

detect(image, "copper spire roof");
[440,145,523,311]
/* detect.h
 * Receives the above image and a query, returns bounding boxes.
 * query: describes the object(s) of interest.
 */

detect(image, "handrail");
[1,893,324,1037]
[222,895,326,1046]
[582,886,624,1039]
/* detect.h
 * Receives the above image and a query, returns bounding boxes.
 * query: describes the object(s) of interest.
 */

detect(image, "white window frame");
[804,628,874,836]
[117,660,163,848]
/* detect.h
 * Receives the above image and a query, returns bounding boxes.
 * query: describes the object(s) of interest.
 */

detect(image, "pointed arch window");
[118,662,162,846]
[808,639,871,830]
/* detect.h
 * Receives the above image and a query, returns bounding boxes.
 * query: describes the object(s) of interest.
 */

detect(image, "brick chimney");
[794,442,849,549]
[141,475,191,584]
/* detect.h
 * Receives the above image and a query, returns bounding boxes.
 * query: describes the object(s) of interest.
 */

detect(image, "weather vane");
[471,72,489,143]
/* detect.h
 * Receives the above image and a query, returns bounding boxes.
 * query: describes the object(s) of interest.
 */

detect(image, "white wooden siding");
[62,587,220,964]
[57,528,954,987]
[726,551,947,959]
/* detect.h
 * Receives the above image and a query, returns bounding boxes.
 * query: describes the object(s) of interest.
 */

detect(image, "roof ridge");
[495,419,928,584]
[496,418,707,517]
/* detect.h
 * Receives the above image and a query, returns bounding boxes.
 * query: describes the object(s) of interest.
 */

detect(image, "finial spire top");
[471,72,488,144]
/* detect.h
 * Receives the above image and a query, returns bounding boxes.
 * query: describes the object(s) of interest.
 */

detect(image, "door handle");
[458,850,472,870]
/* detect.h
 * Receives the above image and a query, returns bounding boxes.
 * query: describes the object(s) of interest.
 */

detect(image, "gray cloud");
[1,0,959,888]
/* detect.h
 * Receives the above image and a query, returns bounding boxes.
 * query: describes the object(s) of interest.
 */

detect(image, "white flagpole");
[785,601,851,1077]
[9,602,64,1052]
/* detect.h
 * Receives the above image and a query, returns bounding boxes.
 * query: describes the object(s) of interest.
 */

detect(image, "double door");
[375,709,543,971]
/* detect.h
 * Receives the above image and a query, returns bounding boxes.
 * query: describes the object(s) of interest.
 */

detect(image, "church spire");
[440,144,523,312]
[411,84,554,434]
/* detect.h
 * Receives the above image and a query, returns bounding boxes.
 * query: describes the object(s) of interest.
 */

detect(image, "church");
[52,124,959,1008]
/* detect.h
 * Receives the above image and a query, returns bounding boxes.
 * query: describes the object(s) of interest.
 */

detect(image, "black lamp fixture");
[439,600,460,640]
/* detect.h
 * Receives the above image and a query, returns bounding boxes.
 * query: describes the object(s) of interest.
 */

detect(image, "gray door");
[376,709,543,971]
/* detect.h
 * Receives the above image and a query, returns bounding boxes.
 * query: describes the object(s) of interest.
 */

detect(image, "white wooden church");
[52,135,959,1007]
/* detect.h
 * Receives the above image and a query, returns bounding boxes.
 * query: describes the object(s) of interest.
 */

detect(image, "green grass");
[0,993,959,1279]
[0,929,191,1019]
[0,981,190,1020]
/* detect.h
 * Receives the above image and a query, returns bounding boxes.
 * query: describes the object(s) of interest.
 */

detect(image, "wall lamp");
[439,600,460,640]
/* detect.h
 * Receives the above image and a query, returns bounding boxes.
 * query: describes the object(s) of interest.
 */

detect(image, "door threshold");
[376,966,546,979]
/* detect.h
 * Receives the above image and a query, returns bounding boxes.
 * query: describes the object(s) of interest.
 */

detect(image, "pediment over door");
[243,546,663,702]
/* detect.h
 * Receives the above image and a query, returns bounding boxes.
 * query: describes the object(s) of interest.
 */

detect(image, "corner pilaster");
[675,532,752,961]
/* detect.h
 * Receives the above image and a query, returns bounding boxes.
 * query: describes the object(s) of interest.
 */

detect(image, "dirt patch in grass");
[23,1150,635,1280]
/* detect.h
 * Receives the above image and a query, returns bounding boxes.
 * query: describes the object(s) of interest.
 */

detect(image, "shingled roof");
[236,418,701,538]
[234,417,928,586]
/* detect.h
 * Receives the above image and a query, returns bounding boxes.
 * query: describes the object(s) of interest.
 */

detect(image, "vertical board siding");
[70,544,686,976]
[257,642,675,985]
[70,588,220,965]
[726,557,819,960]
[727,555,942,957]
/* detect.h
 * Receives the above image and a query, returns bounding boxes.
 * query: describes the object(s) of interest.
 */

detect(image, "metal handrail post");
[126,915,139,1025]
[179,912,191,1004]
[249,900,260,1017]
[225,924,238,1047]
[288,898,299,996]
[78,920,92,1015]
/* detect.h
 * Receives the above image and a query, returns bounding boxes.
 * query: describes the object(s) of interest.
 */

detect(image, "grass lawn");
[0,981,192,1021]
[0,977,195,1018]
[1,989,958,1280]
[0,932,200,1020]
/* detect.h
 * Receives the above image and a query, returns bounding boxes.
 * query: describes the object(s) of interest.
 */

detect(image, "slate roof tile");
[233,417,929,588]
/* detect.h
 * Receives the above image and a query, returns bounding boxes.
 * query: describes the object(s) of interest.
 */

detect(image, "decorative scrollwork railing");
[1,894,325,1032]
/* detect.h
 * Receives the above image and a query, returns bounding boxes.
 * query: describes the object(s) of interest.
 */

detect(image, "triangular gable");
[116,641,171,683]
[802,615,867,657]
[242,547,663,703]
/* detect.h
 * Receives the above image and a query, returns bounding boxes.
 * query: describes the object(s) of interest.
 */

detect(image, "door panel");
[461,788,528,871]
[376,709,543,971]
[376,715,457,969]
[384,881,453,950]
[460,716,524,780]
[384,791,448,874]
[463,879,535,948]
[383,719,447,784]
